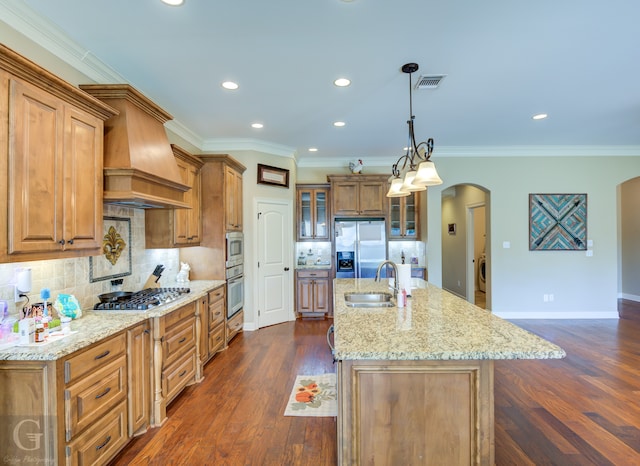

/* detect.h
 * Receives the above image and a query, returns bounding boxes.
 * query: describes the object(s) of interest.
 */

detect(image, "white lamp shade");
[386,177,410,197]
[413,161,443,186]
[401,170,427,192]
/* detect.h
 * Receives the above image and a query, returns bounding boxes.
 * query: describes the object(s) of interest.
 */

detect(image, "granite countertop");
[333,278,566,361]
[0,280,225,361]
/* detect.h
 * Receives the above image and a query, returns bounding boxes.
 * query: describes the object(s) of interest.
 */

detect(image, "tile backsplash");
[0,205,179,316]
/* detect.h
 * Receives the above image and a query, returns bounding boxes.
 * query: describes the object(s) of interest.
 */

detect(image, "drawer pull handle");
[95,387,111,399]
[179,369,187,377]
[95,435,111,451]
[179,337,187,344]
[94,350,110,360]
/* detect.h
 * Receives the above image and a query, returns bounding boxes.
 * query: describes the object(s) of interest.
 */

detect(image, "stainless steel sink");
[344,292,394,308]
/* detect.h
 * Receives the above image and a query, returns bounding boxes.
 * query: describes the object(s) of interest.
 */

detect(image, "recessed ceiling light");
[161,0,184,6]
[251,123,263,129]
[308,147,318,152]
[222,81,239,90]
[333,121,346,127]
[532,113,548,120]
[334,78,351,87]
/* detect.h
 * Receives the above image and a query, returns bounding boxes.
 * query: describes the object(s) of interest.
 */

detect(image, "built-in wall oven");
[225,232,244,318]
[226,264,244,318]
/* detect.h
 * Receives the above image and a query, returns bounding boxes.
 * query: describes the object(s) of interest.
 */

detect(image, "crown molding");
[296,145,640,168]
[165,121,204,148]
[201,138,296,158]
[0,0,125,83]
[434,145,640,157]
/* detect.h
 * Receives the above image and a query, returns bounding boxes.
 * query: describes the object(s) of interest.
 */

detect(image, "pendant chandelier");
[386,63,443,198]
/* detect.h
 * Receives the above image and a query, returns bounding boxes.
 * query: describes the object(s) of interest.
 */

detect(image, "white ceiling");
[6,0,640,166]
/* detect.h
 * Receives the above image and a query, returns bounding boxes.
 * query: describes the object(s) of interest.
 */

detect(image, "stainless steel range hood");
[79,84,190,209]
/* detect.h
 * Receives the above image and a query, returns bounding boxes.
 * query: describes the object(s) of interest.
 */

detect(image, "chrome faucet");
[375,260,399,297]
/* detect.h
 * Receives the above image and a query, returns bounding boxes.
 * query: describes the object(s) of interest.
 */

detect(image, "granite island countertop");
[333,278,566,361]
[0,279,225,361]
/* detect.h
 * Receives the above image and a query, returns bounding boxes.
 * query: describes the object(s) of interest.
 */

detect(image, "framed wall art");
[257,163,289,188]
[529,193,587,251]
[89,216,132,282]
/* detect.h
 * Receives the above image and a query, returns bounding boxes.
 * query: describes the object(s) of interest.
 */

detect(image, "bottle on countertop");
[35,323,45,343]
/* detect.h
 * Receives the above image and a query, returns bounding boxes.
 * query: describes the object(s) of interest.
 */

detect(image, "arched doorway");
[618,176,640,318]
[441,184,490,309]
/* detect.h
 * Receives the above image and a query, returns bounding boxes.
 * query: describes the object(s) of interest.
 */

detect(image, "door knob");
[284,267,290,271]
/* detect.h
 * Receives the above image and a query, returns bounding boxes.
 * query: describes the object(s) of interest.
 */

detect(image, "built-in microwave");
[226,232,244,268]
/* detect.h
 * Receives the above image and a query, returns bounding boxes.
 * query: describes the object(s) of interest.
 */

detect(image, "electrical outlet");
[457,280,461,287]
[549,294,554,302]
[543,294,549,302]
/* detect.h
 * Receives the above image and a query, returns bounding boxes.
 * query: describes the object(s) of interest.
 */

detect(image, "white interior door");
[257,199,294,328]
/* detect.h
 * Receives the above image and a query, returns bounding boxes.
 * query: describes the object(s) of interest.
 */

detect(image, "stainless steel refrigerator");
[335,219,387,278]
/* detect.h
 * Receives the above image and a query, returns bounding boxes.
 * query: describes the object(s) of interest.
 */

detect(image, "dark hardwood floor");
[111,313,640,465]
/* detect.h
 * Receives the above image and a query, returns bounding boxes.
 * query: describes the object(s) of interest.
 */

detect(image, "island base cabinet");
[337,359,494,466]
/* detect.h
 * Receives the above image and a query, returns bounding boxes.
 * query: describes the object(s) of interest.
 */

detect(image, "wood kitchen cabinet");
[127,321,151,437]
[337,359,494,465]
[63,333,129,465]
[327,174,389,217]
[296,184,331,241]
[388,191,420,239]
[295,269,331,316]
[180,154,246,281]
[152,301,198,426]
[0,44,116,262]
[0,330,141,464]
[145,145,204,248]
[196,288,226,366]
[225,165,243,231]
[207,286,226,356]
[227,309,244,343]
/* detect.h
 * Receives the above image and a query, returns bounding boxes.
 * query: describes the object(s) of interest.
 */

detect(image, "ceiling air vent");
[415,74,446,89]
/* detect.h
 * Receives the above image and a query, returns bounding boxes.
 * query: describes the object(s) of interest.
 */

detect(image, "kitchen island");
[333,278,565,466]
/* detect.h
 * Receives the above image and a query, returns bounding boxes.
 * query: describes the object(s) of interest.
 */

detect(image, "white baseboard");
[494,311,619,319]
[619,293,640,302]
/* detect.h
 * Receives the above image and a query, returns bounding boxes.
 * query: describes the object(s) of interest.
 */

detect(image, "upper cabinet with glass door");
[296,184,331,241]
[388,192,420,240]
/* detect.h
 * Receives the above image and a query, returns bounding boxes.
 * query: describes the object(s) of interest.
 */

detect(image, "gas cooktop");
[93,287,191,311]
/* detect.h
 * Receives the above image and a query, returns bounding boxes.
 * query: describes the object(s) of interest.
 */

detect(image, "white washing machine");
[478,253,487,292]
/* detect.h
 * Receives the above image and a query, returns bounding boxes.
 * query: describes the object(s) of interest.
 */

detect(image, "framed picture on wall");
[448,223,456,235]
[529,193,587,250]
[257,163,289,188]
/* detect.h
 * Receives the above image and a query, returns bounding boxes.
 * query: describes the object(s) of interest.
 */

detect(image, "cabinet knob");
[58,239,65,245]
[68,239,74,245]
[284,267,290,271]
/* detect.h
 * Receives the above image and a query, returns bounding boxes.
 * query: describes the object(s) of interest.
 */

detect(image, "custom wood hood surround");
[80,84,190,209]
